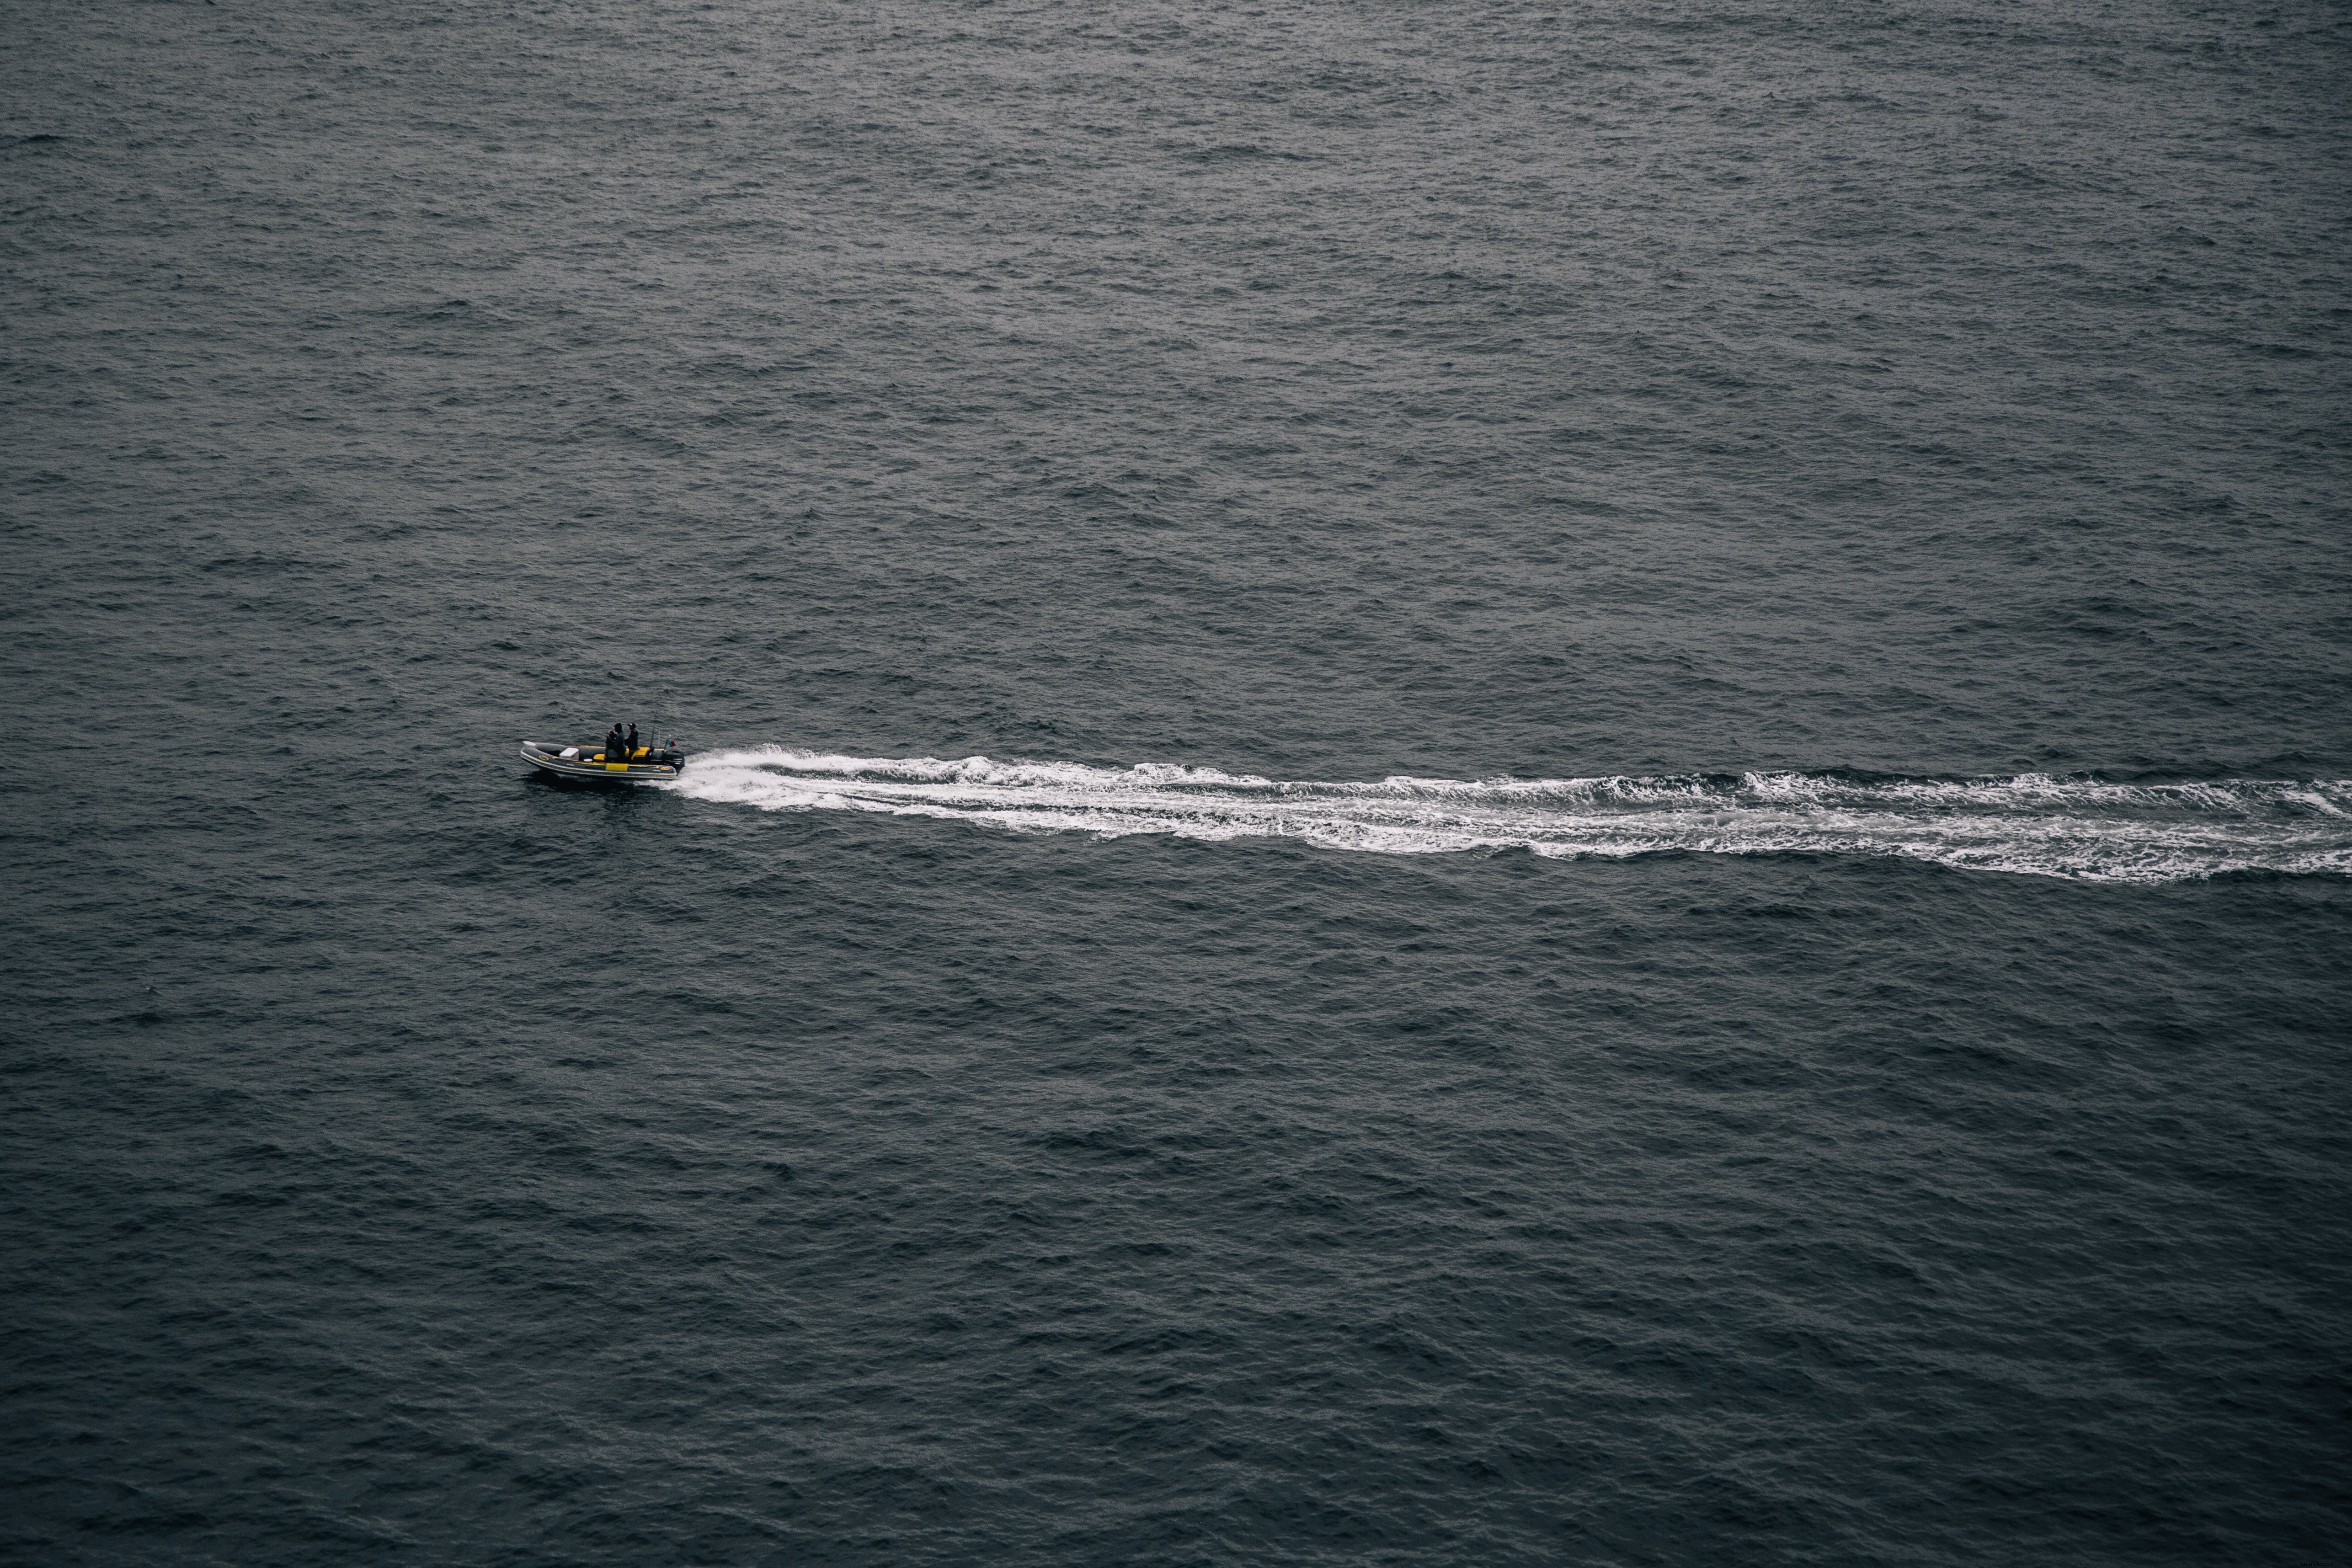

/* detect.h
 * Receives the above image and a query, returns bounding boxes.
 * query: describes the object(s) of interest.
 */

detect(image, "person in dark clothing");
[604,724,622,761]
[625,723,639,759]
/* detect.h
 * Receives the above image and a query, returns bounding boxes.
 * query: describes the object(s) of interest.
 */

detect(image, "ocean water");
[5,1,2350,1563]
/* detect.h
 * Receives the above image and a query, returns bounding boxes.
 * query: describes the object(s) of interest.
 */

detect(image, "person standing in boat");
[604,723,623,761]
[625,723,640,759]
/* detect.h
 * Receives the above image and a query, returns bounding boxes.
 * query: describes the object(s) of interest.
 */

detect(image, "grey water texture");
[5,3,2349,1566]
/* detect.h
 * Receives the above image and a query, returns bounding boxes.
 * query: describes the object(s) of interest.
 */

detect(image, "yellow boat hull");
[519,740,683,782]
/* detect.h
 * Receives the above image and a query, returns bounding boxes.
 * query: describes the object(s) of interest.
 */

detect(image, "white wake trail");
[661,748,2352,884]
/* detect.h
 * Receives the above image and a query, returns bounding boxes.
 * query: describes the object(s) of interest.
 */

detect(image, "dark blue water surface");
[6,3,2350,1563]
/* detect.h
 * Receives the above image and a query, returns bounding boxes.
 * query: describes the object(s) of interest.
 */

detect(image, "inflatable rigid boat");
[521,739,686,783]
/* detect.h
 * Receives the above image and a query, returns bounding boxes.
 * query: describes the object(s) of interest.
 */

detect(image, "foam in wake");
[663,748,2352,883]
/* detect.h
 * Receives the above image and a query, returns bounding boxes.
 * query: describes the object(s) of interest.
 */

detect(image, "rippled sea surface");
[6,2,2350,1563]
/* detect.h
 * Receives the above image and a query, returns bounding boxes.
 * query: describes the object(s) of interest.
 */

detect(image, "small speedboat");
[521,739,686,782]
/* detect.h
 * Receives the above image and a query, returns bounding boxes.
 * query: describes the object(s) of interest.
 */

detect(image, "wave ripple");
[668,748,2352,883]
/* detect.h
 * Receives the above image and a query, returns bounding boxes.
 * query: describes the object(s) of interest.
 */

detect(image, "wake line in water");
[664,748,2352,884]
